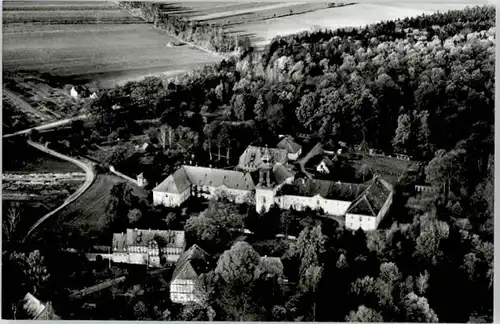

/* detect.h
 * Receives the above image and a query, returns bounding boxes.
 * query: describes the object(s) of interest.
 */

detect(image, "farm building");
[277,136,302,160]
[170,244,211,304]
[21,293,59,320]
[112,228,186,267]
[238,145,288,172]
[152,166,256,207]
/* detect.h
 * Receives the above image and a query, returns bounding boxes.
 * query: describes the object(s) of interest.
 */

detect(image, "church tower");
[255,145,276,213]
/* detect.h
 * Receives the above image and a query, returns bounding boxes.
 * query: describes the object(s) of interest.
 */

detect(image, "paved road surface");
[22,141,96,242]
[3,115,88,138]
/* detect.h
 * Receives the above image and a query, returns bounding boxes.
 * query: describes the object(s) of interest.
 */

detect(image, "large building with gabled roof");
[112,228,185,267]
[170,244,211,304]
[153,165,255,207]
[345,177,394,231]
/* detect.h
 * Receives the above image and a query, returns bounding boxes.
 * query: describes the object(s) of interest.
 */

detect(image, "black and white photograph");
[1,0,495,321]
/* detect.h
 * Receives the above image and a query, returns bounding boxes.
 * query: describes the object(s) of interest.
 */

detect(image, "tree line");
[118,1,252,53]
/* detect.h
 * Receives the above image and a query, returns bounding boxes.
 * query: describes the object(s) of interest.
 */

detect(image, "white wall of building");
[256,188,276,213]
[170,279,201,304]
[275,194,351,216]
[70,87,79,99]
[153,188,190,207]
[316,161,330,174]
[345,213,377,231]
[288,149,301,161]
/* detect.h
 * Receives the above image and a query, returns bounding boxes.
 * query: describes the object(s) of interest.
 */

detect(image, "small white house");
[316,157,335,174]
[70,86,79,99]
[70,85,89,99]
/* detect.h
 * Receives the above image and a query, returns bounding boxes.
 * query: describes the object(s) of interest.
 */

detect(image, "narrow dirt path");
[22,141,96,242]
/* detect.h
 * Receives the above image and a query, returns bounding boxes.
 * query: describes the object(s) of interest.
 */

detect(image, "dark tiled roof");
[280,179,368,201]
[184,166,255,191]
[238,145,288,171]
[273,164,295,185]
[153,167,191,193]
[346,177,393,217]
[171,244,210,281]
[153,166,255,193]
[277,136,302,154]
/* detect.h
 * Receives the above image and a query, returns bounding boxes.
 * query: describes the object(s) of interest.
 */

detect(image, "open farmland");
[222,2,484,47]
[2,1,221,88]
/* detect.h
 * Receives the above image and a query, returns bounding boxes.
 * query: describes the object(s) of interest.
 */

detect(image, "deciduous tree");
[346,305,384,322]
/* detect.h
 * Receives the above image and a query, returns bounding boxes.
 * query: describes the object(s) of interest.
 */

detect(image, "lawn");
[29,174,149,246]
[2,1,221,88]
[3,140,83,173]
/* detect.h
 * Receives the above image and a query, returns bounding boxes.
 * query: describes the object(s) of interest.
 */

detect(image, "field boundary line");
[22,141,96,242]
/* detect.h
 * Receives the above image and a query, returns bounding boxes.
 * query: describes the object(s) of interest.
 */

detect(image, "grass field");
[3,1,481,87]
[224,2,483,48]
[42,174,148,234]
[2,0,222,88]
[3,140,83,173]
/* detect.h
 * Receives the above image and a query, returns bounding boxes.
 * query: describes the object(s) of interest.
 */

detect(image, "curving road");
[22,140,96,242]
[3,114,88,139]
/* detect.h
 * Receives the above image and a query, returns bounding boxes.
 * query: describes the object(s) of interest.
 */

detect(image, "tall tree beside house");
[300,265,323,321]
[392,113,413,154]
[106,182,134,229]
[287,224,325,278]
[214,242,261,321]
[3,202,22,245]
[203,122,219,161]
[358,163,372,182]
[425,149,468,203]
[9,250,50,297]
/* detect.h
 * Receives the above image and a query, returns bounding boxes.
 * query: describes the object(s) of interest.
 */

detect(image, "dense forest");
[4,5,494,322]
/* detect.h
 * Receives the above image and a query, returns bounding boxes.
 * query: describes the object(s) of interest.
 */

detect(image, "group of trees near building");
[182,202,493,322]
